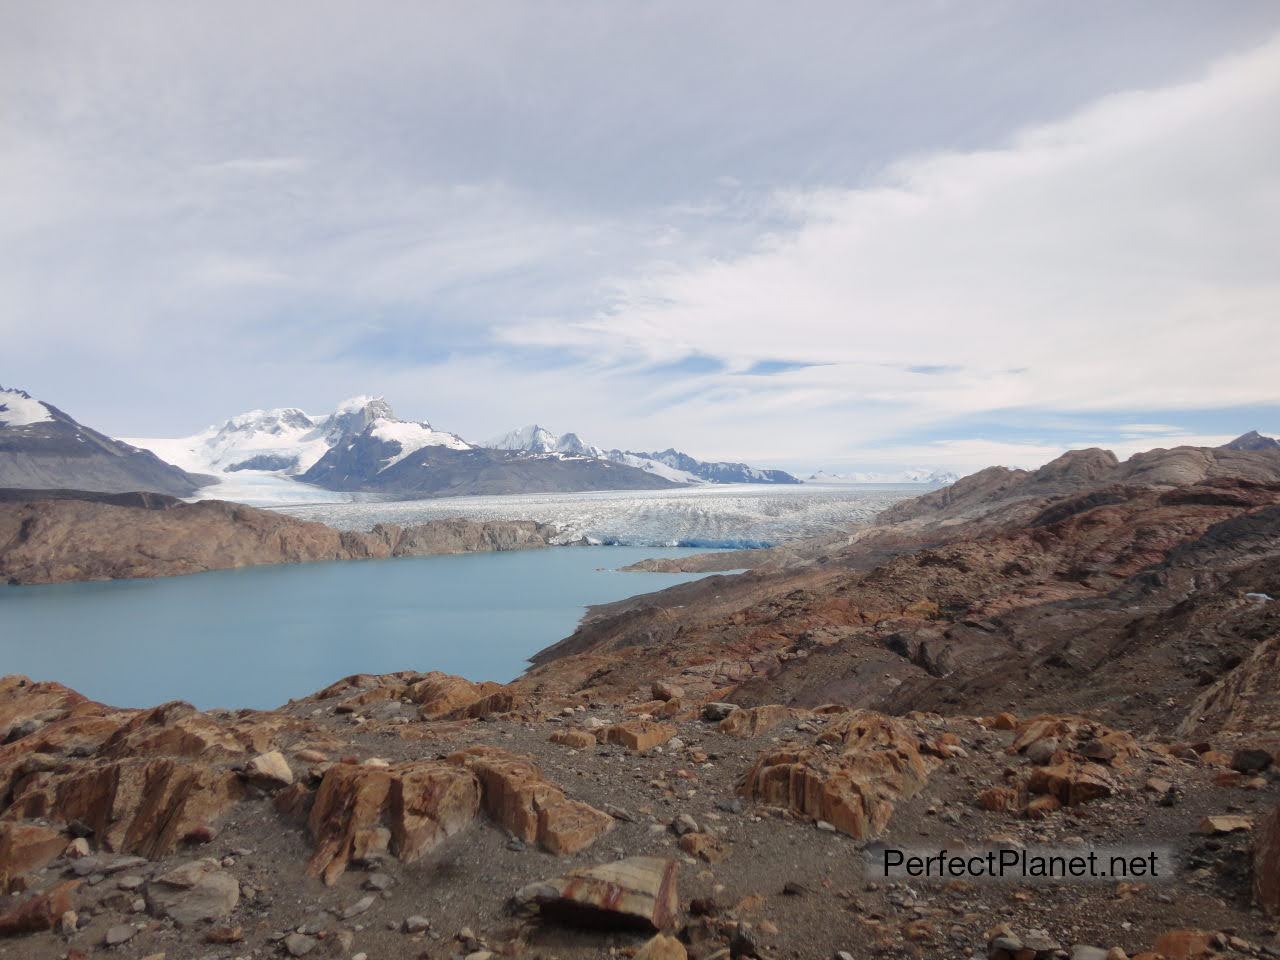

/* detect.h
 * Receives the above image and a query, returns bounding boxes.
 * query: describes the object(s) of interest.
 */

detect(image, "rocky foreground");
[0,493,557,584]
[1,439,1279,960]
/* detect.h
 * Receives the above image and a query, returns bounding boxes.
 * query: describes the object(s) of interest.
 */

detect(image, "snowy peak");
[481,424,798,484]
[323,396,396,444]
[485,424,596,456]
[128,396,469,481]
[0,387,55,427]
[0,386,205,496]
[806,468,960,485]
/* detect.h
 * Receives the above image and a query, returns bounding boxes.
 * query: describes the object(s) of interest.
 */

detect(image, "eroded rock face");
[447,746,613,856]
[305,760,480,885]
[514,856,680,930]
[740,710,937,838]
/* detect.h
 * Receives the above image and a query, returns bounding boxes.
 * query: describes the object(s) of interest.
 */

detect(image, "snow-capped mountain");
[0,386,206,496]
[806,468,960,485]
[128,397,469,478]
[485,424,599,457]
[484,424,800,485]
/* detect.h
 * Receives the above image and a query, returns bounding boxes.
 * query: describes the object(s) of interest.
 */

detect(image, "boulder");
[549,729,597,750]
[0,879,79,936]
[513,856,679,930]
[603,721,677,753]
[145,860,239,925]
[651,681,685,702]
[243,750,293,789]
[1150,930,1218,960]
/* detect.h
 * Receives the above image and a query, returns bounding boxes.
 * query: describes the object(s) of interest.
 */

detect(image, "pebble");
[341,895,376,919]
[404,915,431,933]
[284,933,317,957]
[104,924,136,946]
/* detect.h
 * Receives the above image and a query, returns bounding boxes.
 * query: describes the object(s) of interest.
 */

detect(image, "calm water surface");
[0,546,718,711]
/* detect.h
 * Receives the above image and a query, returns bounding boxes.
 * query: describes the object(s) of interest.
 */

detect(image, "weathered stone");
[678,832,727,863]
[1199,814,1251,834]
[549,729,596,750]
[719,705,800,738]
[104,923,136,945]
[243,750,293,789]
[0,879,79,936]
[651,681,685,702]
[513,856,679,930]
[145,860,239,925]
[604,721,677,753]
[285,932,318,956]
[341,895,375,919]
[701,702,738,721]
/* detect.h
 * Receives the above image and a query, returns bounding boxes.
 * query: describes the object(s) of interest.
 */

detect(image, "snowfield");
[271,483,915,547]
[0,389,54,426]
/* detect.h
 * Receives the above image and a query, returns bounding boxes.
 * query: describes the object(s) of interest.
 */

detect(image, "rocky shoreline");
[0,494,560,585]
[0,440,1278,959]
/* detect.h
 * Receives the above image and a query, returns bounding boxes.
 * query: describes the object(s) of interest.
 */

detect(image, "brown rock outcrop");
[305,760,480,884]
[718,704,803,738]
[0,880,79,936]
[447,746,613,855]
[740,711,937,838]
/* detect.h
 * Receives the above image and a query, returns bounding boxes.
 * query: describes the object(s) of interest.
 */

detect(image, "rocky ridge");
[0,495,557,584]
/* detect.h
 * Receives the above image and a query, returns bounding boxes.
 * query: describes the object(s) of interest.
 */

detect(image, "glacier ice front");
[273,484,913,548]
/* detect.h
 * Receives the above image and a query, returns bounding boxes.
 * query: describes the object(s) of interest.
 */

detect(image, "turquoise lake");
[0,546,717,711]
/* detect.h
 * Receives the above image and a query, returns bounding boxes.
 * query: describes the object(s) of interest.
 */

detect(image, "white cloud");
[503,34,1280,429]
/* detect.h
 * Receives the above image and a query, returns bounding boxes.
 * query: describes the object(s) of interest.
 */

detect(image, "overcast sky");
[3,1,1279,474]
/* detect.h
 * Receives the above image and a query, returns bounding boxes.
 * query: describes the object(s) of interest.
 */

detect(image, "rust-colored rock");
[635,933,688,960]
[0,821,66,892]
[740,711,937,838]
[0,879,79,936]
[604,721,677,753]
[678,832,728,863]
[447,746,611,855]
[306,759,480,884]
[1026,761,1116,806]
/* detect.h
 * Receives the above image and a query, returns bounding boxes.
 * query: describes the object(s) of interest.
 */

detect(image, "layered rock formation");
[0,494,557,584]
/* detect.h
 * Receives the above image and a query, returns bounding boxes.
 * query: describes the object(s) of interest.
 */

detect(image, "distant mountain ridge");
[132,400,674,498]
[484,423,801,485]
[806,468,961,485]
[0,387,207,496]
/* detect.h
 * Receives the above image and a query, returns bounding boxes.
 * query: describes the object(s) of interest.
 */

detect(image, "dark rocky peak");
[1221,430,1280,451]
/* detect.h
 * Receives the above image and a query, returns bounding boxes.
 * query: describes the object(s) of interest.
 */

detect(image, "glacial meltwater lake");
[0,546,718,711]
